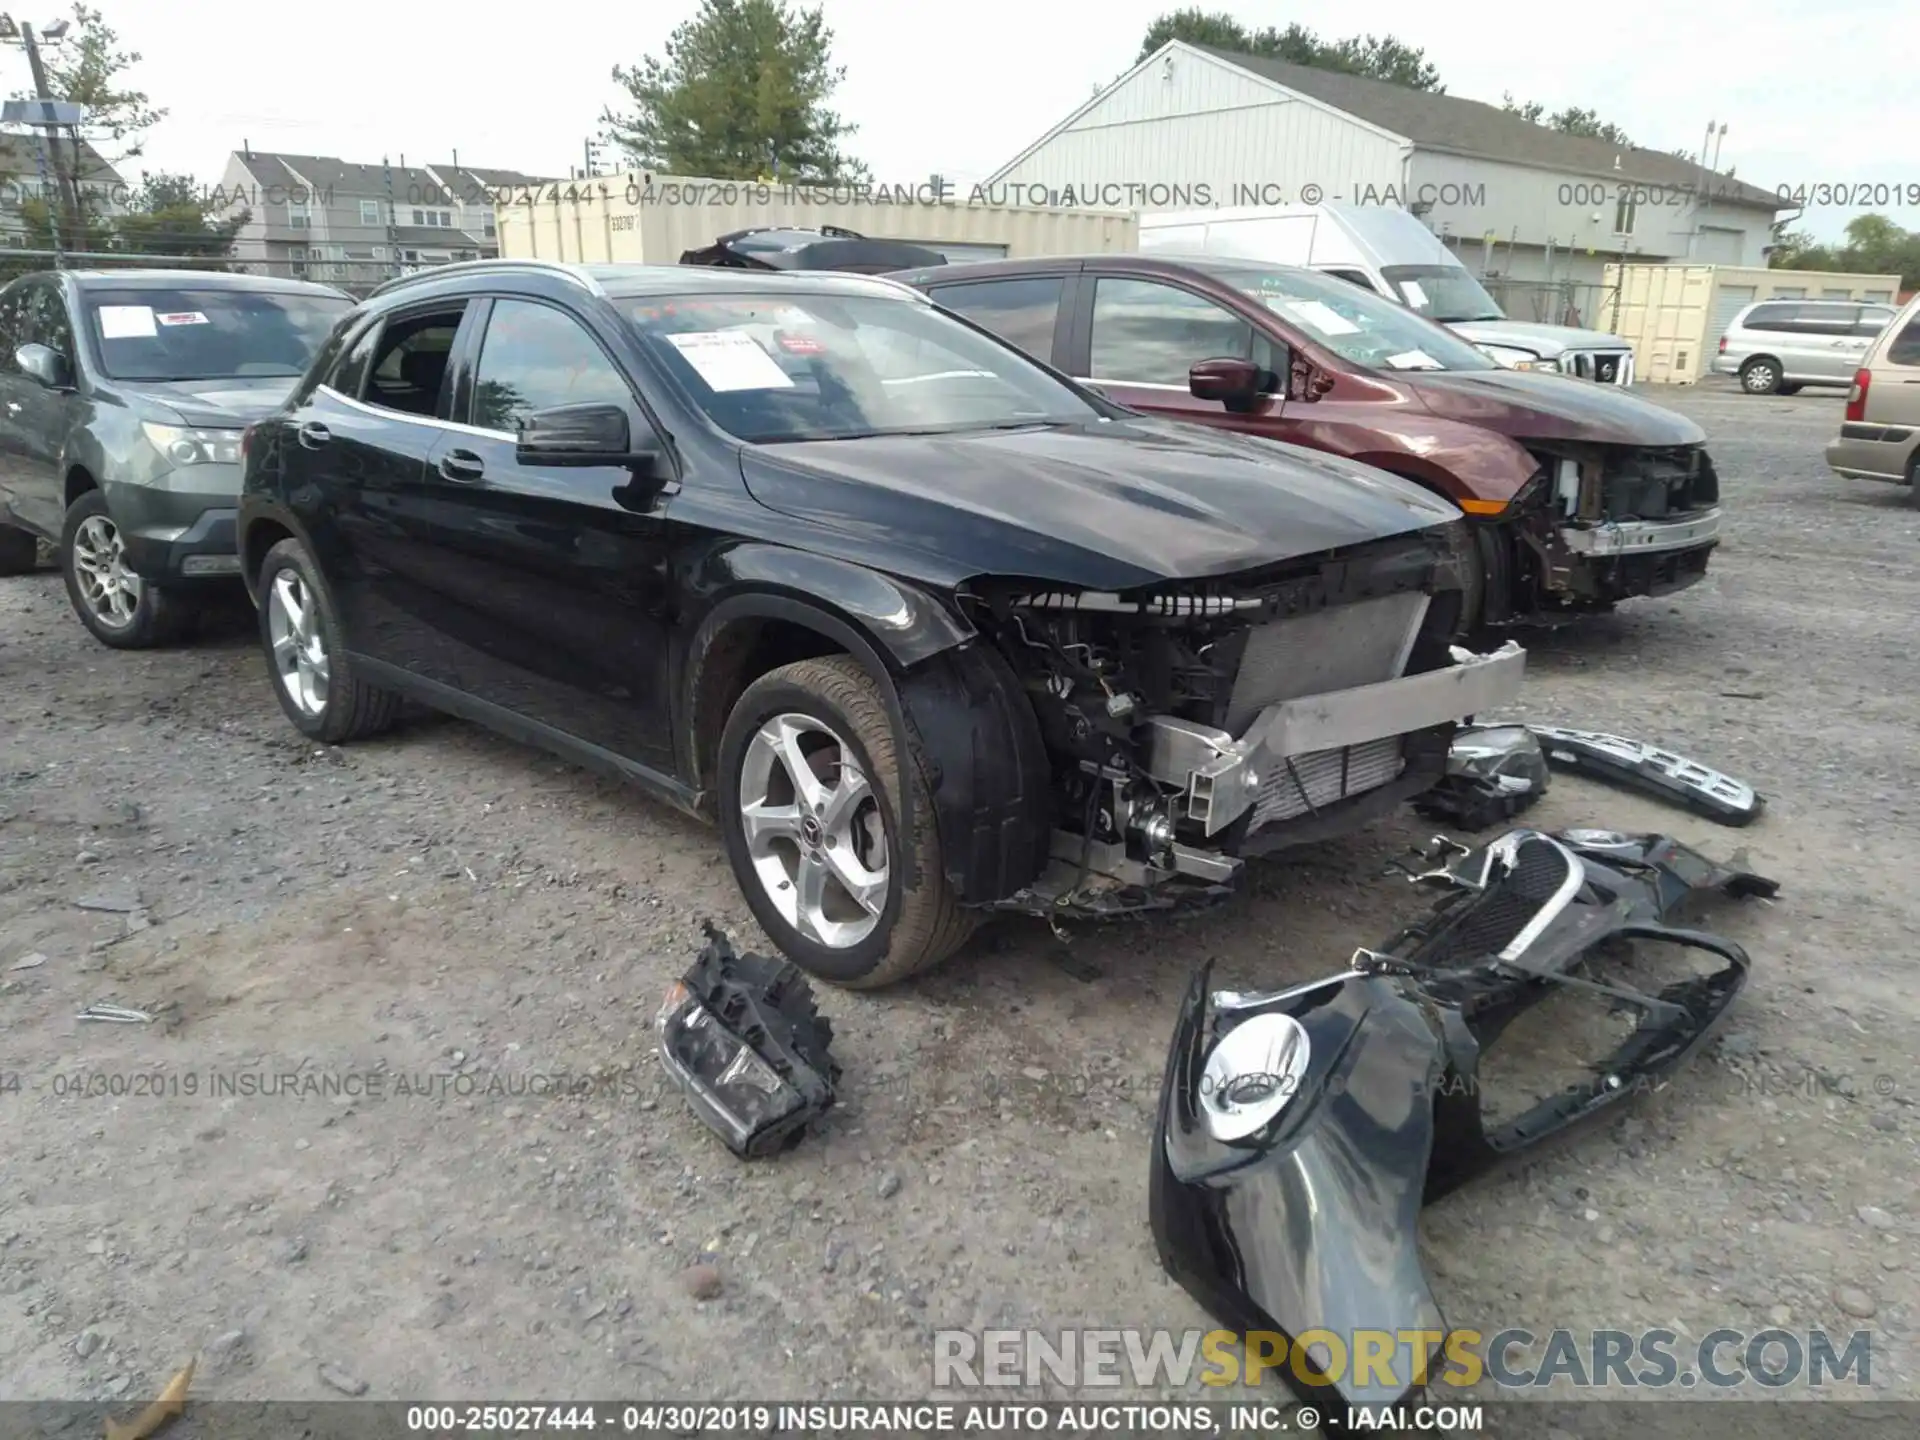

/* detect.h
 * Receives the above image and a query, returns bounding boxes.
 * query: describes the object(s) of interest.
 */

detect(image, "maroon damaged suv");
[892,254,1722,627]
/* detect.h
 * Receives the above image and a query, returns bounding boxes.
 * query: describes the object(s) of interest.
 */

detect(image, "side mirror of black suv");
[516,403,660,471]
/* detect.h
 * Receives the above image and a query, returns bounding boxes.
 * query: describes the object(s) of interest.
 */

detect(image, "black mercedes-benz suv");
[237,259,1523,986]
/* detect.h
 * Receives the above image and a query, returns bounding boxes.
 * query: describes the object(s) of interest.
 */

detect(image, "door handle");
[438,448,485,483]
[298,421,331,448]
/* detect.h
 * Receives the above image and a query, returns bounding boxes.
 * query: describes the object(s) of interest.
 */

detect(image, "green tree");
[1137,9,1444,91]
[114,171,247,258]
[601,0,866,182]
[30,3,167,167]
[1772,213,1920,288]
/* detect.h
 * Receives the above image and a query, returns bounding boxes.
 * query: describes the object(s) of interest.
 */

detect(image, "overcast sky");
[4,0,1912,242]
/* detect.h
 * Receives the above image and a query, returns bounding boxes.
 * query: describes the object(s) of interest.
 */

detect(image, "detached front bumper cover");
[1150,827,1775,1420]
[657,927,840,1158]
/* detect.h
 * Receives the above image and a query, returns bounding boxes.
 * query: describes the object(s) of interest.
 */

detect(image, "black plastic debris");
[1414,723,1550,831]
[1528,724,1764,826]
[656,925,840,1158]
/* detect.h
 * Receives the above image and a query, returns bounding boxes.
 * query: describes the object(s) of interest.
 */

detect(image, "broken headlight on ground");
[1414,722,1549,831]
[1150,827,1776,1419]
[657,927,839,1158]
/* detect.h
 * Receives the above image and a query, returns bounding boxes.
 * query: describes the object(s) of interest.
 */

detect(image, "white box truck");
[1139,203,1637,386]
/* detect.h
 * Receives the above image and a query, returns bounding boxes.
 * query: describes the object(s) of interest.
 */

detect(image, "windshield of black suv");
[624,291,1104,442]
[84,288,353,382]
[1213,264,1499,372]
[1379,264,1506,324]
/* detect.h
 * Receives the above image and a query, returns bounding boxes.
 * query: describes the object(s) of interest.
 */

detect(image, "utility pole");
[1,15,86,260]
[582,138,603,178]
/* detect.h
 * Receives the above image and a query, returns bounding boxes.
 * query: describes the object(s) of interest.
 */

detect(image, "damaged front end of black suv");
[1149,827,1775,1420]
[946,523,1525,921]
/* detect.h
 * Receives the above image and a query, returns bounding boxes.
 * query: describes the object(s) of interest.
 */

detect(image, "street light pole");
[2,16,86,259]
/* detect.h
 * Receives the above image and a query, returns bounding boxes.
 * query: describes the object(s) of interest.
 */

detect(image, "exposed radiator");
[1252,736,1407,828]
[1224,593,1429,733]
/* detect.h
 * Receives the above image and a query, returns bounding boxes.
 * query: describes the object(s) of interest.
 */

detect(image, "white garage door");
[1695,226,1746,263]
[1710,283,1756,356]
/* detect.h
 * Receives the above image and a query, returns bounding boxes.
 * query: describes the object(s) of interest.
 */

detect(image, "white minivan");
[1139,202,1637,386]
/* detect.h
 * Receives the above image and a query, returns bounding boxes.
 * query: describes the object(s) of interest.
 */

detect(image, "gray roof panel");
[1195,46,1780,209]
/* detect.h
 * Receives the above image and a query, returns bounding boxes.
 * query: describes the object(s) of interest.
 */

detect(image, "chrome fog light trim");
[1199,1011,1313,1142]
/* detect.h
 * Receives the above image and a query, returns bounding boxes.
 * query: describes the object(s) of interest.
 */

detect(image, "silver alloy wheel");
[737,712,889,949]
[70,515,142,628]
[1743,362,1777,392]
[267,568,330,717]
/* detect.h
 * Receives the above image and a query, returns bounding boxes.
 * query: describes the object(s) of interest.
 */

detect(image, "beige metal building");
[494,172,1136,266]
[1605,262,1904,384]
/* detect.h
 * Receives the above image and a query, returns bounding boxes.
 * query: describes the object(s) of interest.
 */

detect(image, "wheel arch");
[63,463,97,509]
[685,588,1049,906]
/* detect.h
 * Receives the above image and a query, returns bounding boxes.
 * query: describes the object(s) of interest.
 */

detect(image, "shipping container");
[1603,262,1904,384]
[494,172,1137,268]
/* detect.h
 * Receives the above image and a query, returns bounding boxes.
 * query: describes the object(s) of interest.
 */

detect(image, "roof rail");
[368,258,603,299]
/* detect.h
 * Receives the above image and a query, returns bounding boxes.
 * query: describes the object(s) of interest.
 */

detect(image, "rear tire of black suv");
[60,490,196,649]
[0,524,37,575]
[716,656,974,989]
[256,537,402,744]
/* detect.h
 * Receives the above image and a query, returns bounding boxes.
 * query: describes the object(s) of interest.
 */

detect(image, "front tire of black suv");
[256,537,401,743]
[60,490,195,648]
[717,656,974,989]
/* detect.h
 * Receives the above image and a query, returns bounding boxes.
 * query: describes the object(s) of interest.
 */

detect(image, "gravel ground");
[0,382,1915,1425]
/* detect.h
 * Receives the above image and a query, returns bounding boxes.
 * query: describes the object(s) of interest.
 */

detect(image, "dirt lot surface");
[0,382,1915,1426]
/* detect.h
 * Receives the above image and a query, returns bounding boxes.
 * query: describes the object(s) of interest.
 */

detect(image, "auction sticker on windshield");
[98,305,158,339]
[1281,300,1361,335]
[1401,279,1431,310]
[666,329,796,391]
[156,311,210,326]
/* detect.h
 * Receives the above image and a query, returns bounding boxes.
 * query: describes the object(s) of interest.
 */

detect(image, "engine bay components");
[657,927,840,1158]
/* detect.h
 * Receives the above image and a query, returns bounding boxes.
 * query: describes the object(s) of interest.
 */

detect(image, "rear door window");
[928,277,1064,363]
[1787,304,1859,336]
[362,306,466,419]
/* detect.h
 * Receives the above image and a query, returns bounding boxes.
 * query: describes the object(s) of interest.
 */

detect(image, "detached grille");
[1225,593,1429,732]
[1419,838,1576,965]
[1252,737,1406,828]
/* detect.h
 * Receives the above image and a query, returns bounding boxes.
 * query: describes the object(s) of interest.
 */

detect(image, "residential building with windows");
[0,132,131,248]
[215,149,554,289]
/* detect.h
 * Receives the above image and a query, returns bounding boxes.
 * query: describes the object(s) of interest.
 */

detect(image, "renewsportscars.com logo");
[933,1327,1873,1392]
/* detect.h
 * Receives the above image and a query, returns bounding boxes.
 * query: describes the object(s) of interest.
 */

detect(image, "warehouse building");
[989,41,1783,305]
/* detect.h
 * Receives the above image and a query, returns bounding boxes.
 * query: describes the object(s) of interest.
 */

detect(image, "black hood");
[741,417,1462,591]
[121,376,300,428]
[1407,369,1706,446]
